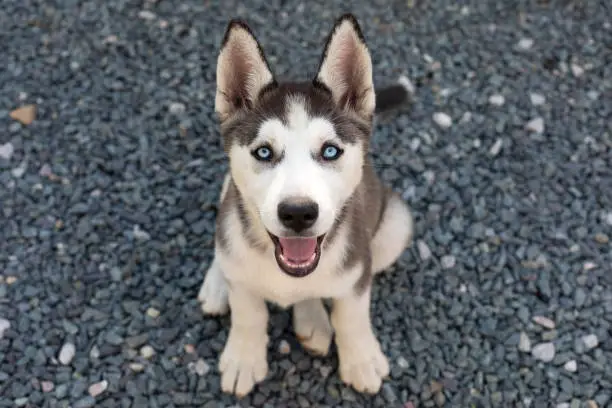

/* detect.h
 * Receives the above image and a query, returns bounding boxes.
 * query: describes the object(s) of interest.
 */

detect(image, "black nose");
[277,198,319,233]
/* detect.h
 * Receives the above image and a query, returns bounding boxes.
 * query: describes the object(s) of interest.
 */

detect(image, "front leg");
[219,283,269,397]
[331,280,389,394]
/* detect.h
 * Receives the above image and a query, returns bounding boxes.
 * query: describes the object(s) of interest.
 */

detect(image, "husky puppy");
[198,13,414,397]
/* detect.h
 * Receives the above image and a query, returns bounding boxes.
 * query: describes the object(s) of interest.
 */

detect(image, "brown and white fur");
[197,14,414,397]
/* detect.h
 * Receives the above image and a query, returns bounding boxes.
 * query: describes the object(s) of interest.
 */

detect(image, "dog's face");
[214,15,375,277]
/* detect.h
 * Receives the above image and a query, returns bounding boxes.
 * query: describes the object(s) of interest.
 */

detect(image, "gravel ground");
[1,0,612,407]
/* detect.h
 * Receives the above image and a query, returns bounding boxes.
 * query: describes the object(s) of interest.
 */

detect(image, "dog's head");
[214,14,375,278]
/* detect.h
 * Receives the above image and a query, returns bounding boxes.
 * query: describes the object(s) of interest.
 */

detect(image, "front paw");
[219,331,268,397]
[336,333,390,394]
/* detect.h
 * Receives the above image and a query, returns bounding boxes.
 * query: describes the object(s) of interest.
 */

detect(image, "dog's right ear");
[215,20,276,122]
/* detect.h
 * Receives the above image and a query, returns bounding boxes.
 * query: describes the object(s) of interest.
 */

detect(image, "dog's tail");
[374,75,415,114]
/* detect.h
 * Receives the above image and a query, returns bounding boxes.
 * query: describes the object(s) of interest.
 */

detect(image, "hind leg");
[293,299,334,356]
[371,192,413,274]
[198,173,232,315]
[198,255,229,315]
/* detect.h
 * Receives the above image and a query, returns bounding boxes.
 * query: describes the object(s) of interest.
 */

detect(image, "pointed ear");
[314,14,375,118]
[215,20,276,122]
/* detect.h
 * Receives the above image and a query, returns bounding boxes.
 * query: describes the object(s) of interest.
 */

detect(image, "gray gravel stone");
[58,343,76,365]
[432,112,452,129]
[1,2,611,407]
[532,342,555,362]
[581,334,599,351]
[564,360,577,373]
[518,332,531,352]
[73,396,96,408]
[525,117,545,134]
[0,317,10,339]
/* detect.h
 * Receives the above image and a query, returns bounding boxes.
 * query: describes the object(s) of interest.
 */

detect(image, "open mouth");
[268,233,325,278]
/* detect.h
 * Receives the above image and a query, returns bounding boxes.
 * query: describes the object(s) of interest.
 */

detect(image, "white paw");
[293,299,333,356]
[336,333,390,394]
[197,259,229,315]
[219,331,268,397]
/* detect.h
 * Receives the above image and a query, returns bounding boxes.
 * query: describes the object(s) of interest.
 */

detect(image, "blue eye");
[253,145,273,161]
[321,144,343,161]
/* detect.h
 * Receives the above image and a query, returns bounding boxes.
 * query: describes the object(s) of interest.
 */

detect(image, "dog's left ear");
[314,14,375,119]
[215,19,276,122]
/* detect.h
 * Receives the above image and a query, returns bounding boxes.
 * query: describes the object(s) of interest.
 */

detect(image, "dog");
[197,13,414,398]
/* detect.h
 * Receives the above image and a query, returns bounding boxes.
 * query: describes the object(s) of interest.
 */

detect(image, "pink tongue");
[278,237,317,262]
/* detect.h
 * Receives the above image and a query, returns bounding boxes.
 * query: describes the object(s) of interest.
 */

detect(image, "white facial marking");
[229,97,363,238]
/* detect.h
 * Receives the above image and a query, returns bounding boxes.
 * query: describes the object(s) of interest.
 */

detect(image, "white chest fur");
[218,212,361,308]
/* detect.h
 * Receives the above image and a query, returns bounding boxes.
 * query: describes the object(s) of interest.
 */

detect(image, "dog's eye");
[320,143,343,161]
[252,145,273,161]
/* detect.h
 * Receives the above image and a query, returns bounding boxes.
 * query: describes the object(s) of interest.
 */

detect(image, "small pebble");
[556,404,570,408]
[14,398,28,407]
[169,102,186,115]
[440,255,456,269]
[133,225,151,241]
[140,345,155,359]
[73,396,96,408]
[0,318,10,339]
[129,363,145,372]
[571,63,584,77]
[542,330,557,341]
[41,381,55,393]
[532,315,556,330]
[586,401,598,408]
[531,342,555,362]
[89,345,100,360]
[146,307,160,318]
[564,360,577,373]
[518,331,531,352]
[0,142,14,160]
[489,138,503,156]
[193,359,210,376]
[184,344,196,354]
[102,35,118,44]
[319,365,332,378]
[587,90,599,100]
[138,10,156,20]
[517,38,534,50]
[583,262,597,271]
[530,93,546,106]
[398,75,415,95]
[278,340,291,355]
[433,112,452,129]
[11,161,27,178]
[525,117,544,134]
[88,380,108,397]
[397,356,409,369]
[582,334,599,350]
[417,240,432,261]
[58,342,76,365]
[109,267,122,282]
[10,104,36,125]
[594,233,609,244]
[488,94,505,106]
